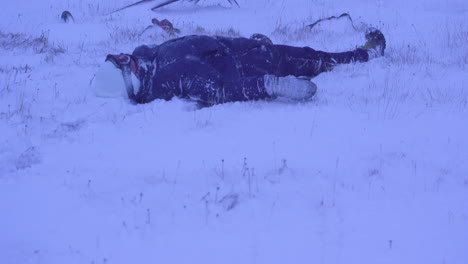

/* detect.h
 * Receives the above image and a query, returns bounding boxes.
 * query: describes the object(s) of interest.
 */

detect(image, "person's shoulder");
[158,35,220,54]
[160,35,217,46]
[213,35,262,51]
[132,44,159,60]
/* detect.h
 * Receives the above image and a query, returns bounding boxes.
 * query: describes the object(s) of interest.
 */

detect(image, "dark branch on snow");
[110,0,239,14]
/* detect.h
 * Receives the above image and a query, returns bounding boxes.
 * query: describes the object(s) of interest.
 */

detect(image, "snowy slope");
[1,0,467,263]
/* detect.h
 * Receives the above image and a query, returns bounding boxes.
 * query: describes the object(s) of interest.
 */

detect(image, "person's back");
[131,35,275,104]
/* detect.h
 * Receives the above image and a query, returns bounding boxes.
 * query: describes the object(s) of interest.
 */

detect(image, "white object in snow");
[92,62,141,98]
[264,75,317,100]
[92,61,127,98]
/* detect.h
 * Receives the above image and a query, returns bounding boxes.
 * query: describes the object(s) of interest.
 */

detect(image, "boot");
[360,27,386,59]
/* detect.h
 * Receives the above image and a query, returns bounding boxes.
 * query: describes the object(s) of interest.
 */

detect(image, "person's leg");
[272,28,385,77]
[273,45,369,77]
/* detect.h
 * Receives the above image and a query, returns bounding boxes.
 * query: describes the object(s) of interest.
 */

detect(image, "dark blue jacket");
[131,35,368,105]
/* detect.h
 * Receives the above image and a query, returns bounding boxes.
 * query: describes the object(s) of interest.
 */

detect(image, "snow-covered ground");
[1,0,467,263]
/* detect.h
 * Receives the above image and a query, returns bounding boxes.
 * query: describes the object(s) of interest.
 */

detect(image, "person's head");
[92,54,140,101]
[105,54,138,74]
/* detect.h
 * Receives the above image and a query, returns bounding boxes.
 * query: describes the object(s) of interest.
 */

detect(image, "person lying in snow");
[93,28,386,106]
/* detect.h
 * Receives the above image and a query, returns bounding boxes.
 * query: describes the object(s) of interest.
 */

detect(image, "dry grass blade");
[152,0,239,10]
[111,0,239,13]
[306,13,358,31]
[151,0,180,11]
[108,0,153,14]
[227,0,239,7]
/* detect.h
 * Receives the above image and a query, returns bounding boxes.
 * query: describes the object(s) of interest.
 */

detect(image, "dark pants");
[273,45,369,77]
